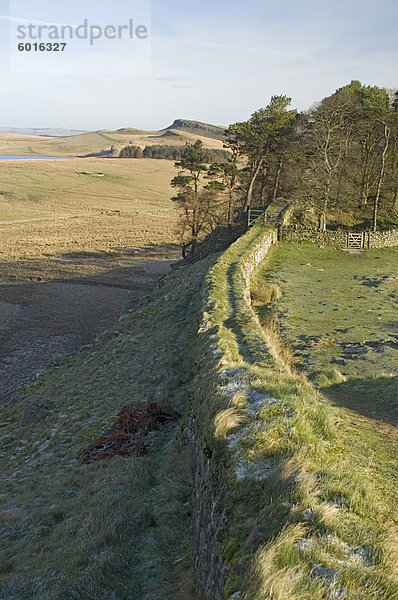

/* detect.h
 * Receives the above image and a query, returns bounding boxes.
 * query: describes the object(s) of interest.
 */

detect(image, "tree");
[359,86,392,231]
[205,161,239,225]
[305,88,362,230]
[387,92,398,212]
[171,140,211,258]
[224,96,297,211]
[174,139,208,195]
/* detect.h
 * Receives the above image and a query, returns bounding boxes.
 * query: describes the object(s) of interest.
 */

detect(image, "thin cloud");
[0,15,81,28]
[153,35,313,59]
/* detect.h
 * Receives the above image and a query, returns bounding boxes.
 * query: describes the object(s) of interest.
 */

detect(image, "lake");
[0,155,65,160]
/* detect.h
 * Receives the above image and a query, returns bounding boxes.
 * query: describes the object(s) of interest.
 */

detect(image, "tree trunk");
[319,201,327,232]
[372,124,390,233]
[259,164,267,209]
[360,135,371,206]
[227,190,233,225]
[245,159,264,210]
[320,178,332,232]
[190,237,198,257]
[182,241,193,260]
[272,152,284,203]
[393,186,398,212]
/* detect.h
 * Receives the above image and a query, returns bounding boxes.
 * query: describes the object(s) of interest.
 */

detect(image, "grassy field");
[0,157,181,402]
[0,158,177,222]
[253,242,398,425]
[0,158,181,285]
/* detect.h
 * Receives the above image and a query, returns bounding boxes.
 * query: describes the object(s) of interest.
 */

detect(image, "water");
[0,155,65,160]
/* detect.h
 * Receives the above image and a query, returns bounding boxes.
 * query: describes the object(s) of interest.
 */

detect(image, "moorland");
[1,82,398,600]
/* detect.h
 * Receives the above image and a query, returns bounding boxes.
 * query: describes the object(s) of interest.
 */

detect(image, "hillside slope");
[1,224,397,599]
[0,256,215,599]
[163,119,226,141]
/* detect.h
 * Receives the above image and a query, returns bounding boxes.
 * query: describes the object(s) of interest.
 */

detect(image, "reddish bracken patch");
[79,402,180,464]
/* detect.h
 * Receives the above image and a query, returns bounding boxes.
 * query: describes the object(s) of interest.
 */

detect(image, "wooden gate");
[347,232,364,249]
[247,209,267,228]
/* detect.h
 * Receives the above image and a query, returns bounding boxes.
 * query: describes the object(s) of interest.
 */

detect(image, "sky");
[0,0,397,130]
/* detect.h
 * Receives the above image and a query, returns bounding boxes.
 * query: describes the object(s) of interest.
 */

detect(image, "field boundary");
[279,225,398,248]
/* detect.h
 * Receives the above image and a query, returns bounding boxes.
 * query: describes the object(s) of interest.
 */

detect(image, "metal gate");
[347,232,364,249]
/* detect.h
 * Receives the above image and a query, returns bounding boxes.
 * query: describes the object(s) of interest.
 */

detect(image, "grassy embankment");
[196,225,398,599]
[0,251,215,599]
[1,217,397,599]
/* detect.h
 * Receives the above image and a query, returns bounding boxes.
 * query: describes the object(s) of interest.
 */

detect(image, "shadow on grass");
[0,242,181,402]
[322,376,398,428]
[0,242,180,289]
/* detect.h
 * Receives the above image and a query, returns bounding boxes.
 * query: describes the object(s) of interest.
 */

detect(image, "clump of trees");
[119,145,143,158]
[119,144,230,162]
[172,82,398,258]
[297,81,397,232]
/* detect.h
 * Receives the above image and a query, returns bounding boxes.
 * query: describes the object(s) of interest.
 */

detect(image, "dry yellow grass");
[0,158,177,222]
[0,157,181,285]
[0,128,225,158]
[251,282,282,305]
[0,213,180,286]
[0,155,182,401]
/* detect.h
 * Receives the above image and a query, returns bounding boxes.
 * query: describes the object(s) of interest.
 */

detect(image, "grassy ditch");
[195,224,398,599]
[0,256,214,600]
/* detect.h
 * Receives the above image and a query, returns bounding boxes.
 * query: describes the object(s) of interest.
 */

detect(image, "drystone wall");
[365,229,398,248]
[279,226,398,248]
[279,226,347,247]
[192,227,277,599]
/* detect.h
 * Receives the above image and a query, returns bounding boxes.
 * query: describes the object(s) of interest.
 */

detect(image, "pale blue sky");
[0,0,397,130]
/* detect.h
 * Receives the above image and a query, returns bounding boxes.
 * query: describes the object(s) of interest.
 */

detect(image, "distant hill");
[0,119,227,157]
[116,127,155,135]
[163,119,226,141]
[0,127,89,137]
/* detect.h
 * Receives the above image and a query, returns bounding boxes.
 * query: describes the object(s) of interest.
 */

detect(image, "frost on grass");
[246,389,280,415]
[295,534,374,599]
[312,566,346,599]
[234,457,275,481]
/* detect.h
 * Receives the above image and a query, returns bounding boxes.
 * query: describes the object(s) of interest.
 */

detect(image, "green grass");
[196,225,398,599]
[0,256,215,599]
[2,219,397,599]
[254,243,398,421]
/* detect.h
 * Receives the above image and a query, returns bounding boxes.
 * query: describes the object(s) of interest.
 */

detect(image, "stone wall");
[192,227,277,599]
[365,229,398,248]
[279,226,398,249]
[279,226,347,248]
